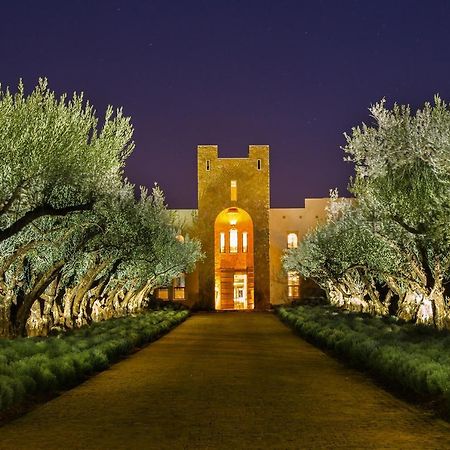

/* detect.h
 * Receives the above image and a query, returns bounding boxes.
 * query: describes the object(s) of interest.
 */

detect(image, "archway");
[214,207,254,310]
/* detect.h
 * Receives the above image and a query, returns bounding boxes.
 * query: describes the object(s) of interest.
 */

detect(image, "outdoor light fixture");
[227,207,239,225]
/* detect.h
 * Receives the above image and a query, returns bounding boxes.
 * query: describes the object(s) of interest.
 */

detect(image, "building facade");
[156,145,329,309]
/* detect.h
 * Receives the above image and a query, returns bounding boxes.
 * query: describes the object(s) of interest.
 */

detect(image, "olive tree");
[0,184,201,337]
[0,78,133,243]
[284,198,400,315]
[344,97,450,328]
[0,80,202,337]
[285,97,450,329]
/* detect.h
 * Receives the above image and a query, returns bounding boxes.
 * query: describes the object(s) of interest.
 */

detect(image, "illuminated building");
[157,145,330,309]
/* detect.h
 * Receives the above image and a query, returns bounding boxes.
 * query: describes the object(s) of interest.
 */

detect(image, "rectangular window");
[173,272,185,300]
[288,285,299,298]
[242,231,248,253]
[230,180,237,201]
[156,288,169,300]
[220,232,226,253]
[229,228,238,253]
[287,271,300,298]
[206,160,211,171]
[173,273,186,288]
[257,159,262,170]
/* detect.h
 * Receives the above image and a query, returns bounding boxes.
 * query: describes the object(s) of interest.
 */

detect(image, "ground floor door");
[233,273,247,309]
[215,269,254,310]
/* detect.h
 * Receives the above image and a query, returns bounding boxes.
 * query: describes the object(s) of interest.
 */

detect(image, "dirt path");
[1,313,450,449]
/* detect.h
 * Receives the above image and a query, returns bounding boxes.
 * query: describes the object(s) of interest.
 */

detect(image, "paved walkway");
[1,313,450,449]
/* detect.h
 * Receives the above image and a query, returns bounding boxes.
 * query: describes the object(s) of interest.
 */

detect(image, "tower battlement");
[196,145,271,310]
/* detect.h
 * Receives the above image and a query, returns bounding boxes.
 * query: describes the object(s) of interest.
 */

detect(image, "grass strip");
[277,305,450,416]
[0,308,189,412]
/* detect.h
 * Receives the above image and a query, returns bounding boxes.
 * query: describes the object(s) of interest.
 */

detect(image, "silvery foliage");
[285,96,450,302]
[0,80,202,332]
[0,78,133,232]
[344,97,450,179]
[283,199,400,290]
[344,96,450,288]
[344,96,450,229]
[131,185,202,288]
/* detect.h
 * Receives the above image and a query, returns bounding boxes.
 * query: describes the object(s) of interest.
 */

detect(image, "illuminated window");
[231,180,237,201]
[287,232,298,249]
[173,273,186,300]
[257,159,262,170]
[220,232,226,253]
[156,288,169,300]
[229,228,238,253]
[288,271,300,298]
[242,231,248,253]
[206,160,211,171]
[174,273,185,288]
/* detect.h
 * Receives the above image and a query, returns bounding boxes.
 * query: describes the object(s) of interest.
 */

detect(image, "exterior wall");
[163,151,336,309]
[269,199,329,305]
[196,145,270,310]
[172,209,197,231]
[171,209,199,305]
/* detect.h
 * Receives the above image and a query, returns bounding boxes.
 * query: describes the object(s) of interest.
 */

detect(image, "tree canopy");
[285,96,450,329]
[0,80,202,337]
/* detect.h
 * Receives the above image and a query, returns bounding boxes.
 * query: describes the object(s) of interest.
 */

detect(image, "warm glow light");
[174,273,185,288]
[220,232,226,253]
[214,206,254,311]
[287,232,298,249]
[157,288,169,300]
[231,180,237,201]
[227,207,239,225]
[288,271,299,284]
[215,281,221,309]
[233,273,247,309]
[288,271,300,298]
[229,228,238,253]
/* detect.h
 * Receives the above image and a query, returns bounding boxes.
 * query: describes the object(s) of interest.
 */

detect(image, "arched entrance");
[214,207,254,310]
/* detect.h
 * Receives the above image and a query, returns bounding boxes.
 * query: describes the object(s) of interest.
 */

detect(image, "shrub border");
[277,305,450,419]
[0,309,189,421]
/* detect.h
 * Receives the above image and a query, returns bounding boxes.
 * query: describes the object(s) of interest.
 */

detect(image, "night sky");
[1,0,450,208]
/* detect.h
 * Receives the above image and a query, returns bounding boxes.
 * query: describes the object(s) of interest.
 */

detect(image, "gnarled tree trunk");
[12,260,64,337]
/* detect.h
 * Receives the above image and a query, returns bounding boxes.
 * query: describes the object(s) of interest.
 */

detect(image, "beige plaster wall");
[170,209,199,305]
[269,198,329,305]
[172,209,197,230]
[171,198,331,308]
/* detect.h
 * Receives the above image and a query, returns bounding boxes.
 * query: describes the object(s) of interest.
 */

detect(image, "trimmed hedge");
[278,305,450,415]
[0,309,189,412]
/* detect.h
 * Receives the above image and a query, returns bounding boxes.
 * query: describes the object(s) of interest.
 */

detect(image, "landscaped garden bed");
[0,308,189,414]
[277,305,450,417]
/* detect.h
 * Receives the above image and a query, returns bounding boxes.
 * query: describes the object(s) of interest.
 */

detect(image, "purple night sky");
[1,0,449,208]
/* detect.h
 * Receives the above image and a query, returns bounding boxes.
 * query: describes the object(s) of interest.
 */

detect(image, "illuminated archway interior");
[214,207,254,310]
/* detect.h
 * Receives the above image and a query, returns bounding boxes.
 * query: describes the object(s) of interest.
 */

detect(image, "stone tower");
[196,145,270,310]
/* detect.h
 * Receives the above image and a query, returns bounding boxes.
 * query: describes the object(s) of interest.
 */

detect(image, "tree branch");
[0,181,28,216]
[0,202,94,243]
[392,215,427,235]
